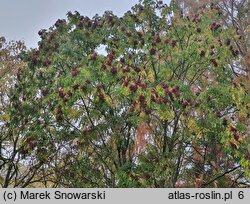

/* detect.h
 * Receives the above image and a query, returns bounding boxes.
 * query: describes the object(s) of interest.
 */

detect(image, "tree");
[0,37,51,187]
[169,0,250,187]
[1,0,249,187]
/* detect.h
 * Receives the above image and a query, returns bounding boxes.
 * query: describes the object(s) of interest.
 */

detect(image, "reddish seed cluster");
[196,28,201,33]
[165,85,180,99]
[126,31,132,37]
[129,84,138,92]
[107,15,115,27]
[165,38,170,44]
[90,52,97,61]
[200,50,206,57]
[123,80,129,87]
[210,50,215,56]
[210,22,221,31]
[123,66,131,73]
[150,48,156,55]
[222,118,227,126]
[55,106,63,122]
[101,63,107,70]
[38,29,46,36]
[217,38,223,47]
[137,31,143,38]
[86,80,91,84]
[190,14,201,23]
[66,90,72,98]
[230,141,237,149]
[71,68,79,77]
[151,95,156,102]
[171,40,177,47]
[233,50,239,57]
[47,31,56,43]
[41,89,49,96]
[107,53,114,61]
[161,82,168,89]
[216,111,222,118]
[121,27,126,32]
[138,83,147,91]
[58,87,65,98]
[106,60,112,66]
[230,125,236,132]
[133,66,141,73]
[144,108,151,115]
[207,96,212,102]
[195,90,201,96]
[182,101,189,108]
[139,95,145,103]
[129,101,136,112]
[172,85,179,92]
[150,84,182,105]
[155,35,161,44]
[173,90,180,98]
[111,67,117,75]
[81,85,87,92]
[229,45,239,57]
[230,125,239,141]
[56,87,74,102]
[164,87,172,97]
[129,94,150,115]
[98,93,105,101]
[73,84,79,90]
[56,106,62,114]
[210,59,218,67]
[120,57,125,63]
[26,136,37,150]
[54,19,66,28]
[42,58,51,66]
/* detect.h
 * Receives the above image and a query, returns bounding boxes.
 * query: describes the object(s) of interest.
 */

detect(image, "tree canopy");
[0,0,249,187]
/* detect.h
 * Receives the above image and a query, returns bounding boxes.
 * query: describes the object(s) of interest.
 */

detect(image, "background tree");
[0,37,54,187]
[172,0,249,81]
[171,0,250,187]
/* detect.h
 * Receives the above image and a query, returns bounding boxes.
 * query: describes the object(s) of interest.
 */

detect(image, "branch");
[202,165,241,187]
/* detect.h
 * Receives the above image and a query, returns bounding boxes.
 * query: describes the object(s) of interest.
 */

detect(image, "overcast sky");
[0,0,170,49]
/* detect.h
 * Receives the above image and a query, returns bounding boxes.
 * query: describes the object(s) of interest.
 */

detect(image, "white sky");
[0,0,170,48]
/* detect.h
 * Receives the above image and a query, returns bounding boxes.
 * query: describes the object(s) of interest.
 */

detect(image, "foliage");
[0,38,51,187]
[0,0,249,187]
